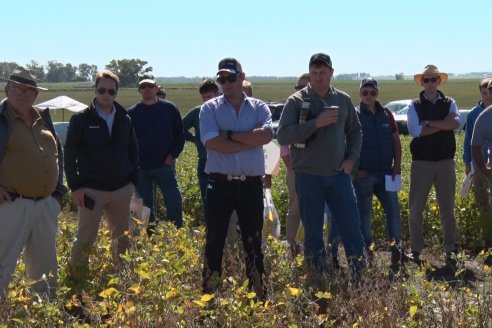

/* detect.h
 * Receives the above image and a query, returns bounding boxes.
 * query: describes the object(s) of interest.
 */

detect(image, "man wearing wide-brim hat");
[0,67,67,299]
[406,64,460,267]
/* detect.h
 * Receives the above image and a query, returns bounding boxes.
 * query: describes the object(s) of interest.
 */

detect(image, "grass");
[1,82,492,327]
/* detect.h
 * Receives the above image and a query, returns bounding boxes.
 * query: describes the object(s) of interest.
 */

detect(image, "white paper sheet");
[385,174,401,192]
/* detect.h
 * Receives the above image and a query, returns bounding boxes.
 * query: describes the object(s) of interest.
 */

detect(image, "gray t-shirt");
[471,105,492,164]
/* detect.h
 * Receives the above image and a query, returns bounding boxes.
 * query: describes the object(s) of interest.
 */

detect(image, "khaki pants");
[409,159,457,253]
[285,166,301,246]
[70,184,133,279]
[0,196,60,299]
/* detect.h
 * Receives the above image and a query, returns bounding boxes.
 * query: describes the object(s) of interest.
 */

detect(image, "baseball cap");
[309,53,332,68]
[359,77,379,90]
[138,74,157,86]
[217,57,243,75]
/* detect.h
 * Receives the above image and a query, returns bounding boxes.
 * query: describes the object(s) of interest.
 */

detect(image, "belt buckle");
[227,174,246,181]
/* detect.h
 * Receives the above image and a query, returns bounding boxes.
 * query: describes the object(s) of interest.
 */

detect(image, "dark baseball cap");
[359,77,379,90]
[309,53,332,68]
[138,74,156,86]
[217,57,243,75]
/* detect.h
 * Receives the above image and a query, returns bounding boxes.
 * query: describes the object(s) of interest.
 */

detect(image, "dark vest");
[410,91,456,161]
[357,102,394,171]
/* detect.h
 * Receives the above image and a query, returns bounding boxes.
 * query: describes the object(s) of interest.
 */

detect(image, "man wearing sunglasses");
[407,65,460,267]
[354,78,403,267]
[64,70,139,287]
[199,57,273,300]
[128,74,185,233]
[277,53,365,285]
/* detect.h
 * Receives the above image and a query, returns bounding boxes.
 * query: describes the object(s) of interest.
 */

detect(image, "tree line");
[0,59,153,88]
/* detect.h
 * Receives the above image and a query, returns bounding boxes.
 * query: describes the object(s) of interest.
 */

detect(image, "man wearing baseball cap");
[200,57,273,300]
[128,74,185,233]
[0,67,67,298]
[407,64,460,267]
[277,53,366,284]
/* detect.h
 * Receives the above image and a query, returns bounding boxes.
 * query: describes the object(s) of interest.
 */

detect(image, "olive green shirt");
[276,85,362,176]
[0,104,58,197]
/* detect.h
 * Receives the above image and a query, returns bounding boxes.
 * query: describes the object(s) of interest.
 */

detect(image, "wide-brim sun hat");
[414,64,448,86]
[1,66,47,91]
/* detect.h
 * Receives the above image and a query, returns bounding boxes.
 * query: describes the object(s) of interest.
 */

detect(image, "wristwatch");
[226,130,233,140]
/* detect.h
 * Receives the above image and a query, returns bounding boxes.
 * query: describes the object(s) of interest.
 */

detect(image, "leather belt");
[9,192,46,201]
[209,173,261,182]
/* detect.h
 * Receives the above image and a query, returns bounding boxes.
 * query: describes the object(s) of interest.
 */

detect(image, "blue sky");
[3,0,486,77]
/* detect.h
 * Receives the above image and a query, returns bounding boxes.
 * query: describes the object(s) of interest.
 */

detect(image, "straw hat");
[1,66,47,90]
[414,65,448,86]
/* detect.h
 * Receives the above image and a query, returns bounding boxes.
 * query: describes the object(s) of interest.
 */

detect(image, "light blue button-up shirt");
[95,103,116,135]
[199,95,272,176]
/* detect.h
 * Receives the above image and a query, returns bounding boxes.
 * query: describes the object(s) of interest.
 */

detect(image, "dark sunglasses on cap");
[361,90,377,97]
[422,77,439,84]
[216,74,238,85]
[97,88,117,96]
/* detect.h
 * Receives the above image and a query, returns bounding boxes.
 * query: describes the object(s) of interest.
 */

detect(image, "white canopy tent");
[34,95,88,121]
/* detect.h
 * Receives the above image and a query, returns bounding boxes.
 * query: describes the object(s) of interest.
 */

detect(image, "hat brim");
[138,79,157,86]
[0,77,48,91]
[414,73,448,86]
[217,69,239,75]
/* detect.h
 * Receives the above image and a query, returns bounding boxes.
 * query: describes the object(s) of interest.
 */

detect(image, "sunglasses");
[361,90,377,97]
[139,84,155,90]
[422,77,439,84]
[295,85,306,91]
[217,74,238,85]
[97,88,117,96]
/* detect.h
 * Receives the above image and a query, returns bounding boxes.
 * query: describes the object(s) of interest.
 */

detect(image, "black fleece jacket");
[64,99,139,191]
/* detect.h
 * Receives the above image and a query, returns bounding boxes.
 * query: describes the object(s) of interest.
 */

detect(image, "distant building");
[74,81,95,88]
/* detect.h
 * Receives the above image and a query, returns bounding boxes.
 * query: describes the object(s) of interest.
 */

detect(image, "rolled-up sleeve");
[199,103,220,145]
[257,101,273,136]
[407,102,422,137]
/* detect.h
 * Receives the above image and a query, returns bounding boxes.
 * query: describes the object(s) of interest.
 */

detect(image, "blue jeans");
[329,171,402,257]
[296,172,365,272]
[353,171,401,253]
[136,164,183,230]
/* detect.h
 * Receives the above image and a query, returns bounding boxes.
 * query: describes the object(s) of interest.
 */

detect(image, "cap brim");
[360,82,378,90]
[138,79,157,85]
[217,69,238,75]
[0,77,48,91]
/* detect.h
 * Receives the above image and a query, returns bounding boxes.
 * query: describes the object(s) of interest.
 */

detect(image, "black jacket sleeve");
[64,114,84,191]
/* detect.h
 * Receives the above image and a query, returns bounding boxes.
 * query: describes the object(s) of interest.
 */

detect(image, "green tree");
[26,60,45,81]
[78,63,98,81]
[45,60,66,82]
[0,62,19,78]
[105,59,153,87]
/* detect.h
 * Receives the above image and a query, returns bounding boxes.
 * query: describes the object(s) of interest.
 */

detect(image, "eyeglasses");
[295,85,306,91]
[139,84,156,90]
[422,77,439,84]
[97,88,117,96]
[361,90,377,97]
[216,74,238,85]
